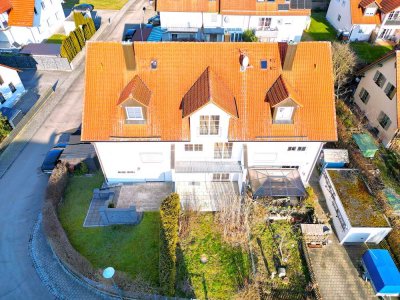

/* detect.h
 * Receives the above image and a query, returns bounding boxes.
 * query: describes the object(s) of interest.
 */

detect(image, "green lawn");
[350,42,393,63]
[302,12,337,41]
[176,213,251,299]
[58,172,160,285]
[45,34,66,44]
[63,0,129,10]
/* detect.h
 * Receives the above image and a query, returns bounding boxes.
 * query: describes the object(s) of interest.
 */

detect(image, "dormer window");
[274,106,294,124]
[126,107,143,120]
[200,115,219,135]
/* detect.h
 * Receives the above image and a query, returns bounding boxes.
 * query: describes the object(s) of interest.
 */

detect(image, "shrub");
[74,162,89,176]
[0,112,11,141]
[159,193,180,296]
[242,29,258,42]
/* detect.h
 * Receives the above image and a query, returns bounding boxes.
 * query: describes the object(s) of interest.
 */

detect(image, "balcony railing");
[385,19,400,26]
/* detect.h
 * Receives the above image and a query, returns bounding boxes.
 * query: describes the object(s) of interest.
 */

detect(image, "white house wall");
[342,227,392,243]
[0,66,25,108]
[0,0,65,46]
[326,0,353,33]
[354,56,398,147]
[160,12,309,42]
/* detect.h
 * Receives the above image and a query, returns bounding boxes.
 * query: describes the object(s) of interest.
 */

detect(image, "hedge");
[159,193,180,296]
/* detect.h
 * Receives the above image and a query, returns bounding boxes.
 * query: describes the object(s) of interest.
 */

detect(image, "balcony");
[384,19,400,26]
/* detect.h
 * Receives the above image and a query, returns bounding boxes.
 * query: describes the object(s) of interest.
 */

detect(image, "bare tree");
[331,42,357,100]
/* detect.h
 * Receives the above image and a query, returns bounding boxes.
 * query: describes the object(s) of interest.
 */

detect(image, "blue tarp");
[147,27,164,42]
[362,249,400,295]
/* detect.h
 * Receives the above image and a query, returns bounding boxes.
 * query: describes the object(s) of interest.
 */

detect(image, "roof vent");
[151,59,157,69]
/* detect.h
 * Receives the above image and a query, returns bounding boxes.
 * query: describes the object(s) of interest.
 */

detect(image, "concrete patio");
[175,181,240,211]
[115,182,174,211]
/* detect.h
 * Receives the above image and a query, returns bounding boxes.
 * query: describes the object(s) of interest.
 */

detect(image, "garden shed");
[321,149,349,168]
[362,249,400,297]
[319,169,391,244]
[352,134,379,158]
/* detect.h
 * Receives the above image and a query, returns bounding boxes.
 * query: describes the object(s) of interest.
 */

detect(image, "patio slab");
[115,182,174,211]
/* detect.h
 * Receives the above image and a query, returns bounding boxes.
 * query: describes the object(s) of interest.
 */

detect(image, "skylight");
[260,60,268,69]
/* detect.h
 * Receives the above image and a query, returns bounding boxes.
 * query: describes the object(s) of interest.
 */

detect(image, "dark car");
[72,3,94,12]
[147,15,160,26]
[41,148,64,174]
[123,29,136,42]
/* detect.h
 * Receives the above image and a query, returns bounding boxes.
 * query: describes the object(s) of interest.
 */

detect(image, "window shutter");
[385,119,392,130]
[384,83,391,94]
[389,87,397,99]
[373,71,380,81]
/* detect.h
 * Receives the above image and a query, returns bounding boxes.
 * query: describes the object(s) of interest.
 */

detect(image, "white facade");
[160,12,310,42]
[326,0,376,41]
[354,55,399,147]
[94,103,323,197]
[376,8,400,42]
[0,65,25,108]
[0,0,65,48]
[319,169,391,244]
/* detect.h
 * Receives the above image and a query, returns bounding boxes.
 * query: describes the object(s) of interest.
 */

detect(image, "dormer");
[118,75,151,125]
[359,0,379,16]
[266,75,302,124]
[181,67,238,141]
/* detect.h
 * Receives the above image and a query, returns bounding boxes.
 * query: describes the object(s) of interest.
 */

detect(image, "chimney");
[282,42,298,71]
[122,43,136,71]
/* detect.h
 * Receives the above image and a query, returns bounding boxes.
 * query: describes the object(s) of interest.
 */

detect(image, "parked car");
[123,29,136,42]
[72,3,94,12]
[41,147,64,174]
[147,15,160,26]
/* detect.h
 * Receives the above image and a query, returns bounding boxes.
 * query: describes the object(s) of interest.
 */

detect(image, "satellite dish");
[240,54,249,68]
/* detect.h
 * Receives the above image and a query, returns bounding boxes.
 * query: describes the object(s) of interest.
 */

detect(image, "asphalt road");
[0,0,152,298]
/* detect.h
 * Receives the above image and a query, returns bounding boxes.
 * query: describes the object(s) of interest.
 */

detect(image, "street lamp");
[102,267,123,299]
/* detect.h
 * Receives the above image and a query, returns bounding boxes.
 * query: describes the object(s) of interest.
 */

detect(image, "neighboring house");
[0,63,25,108]
[81,41,337,208]
[0,0,65,49]
[320,169,391,244]
[326,0,400,42]
[156,0,312,42]
[354,50,400,148]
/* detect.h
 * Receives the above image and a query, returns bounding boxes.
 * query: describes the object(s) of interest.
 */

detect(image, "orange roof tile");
[379,0,400,13]
[220,0,311,16]
[156,0,219,12]
[350,0,381,24]
[0,0,12,14]
[182,67,238,118]
[118,75,152,106]
[8,0,35,27]
[82,42,337,142]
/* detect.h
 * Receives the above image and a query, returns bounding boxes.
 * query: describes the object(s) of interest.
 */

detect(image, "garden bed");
[58,172,160,285]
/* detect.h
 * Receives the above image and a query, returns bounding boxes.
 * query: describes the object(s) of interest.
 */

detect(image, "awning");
[203,27,225,34]
[362,249,400,295]
[147,27,165,42]
[175,161,242,173]
[248,168,306,198]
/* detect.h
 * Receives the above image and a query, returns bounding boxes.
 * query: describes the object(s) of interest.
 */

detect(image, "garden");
[50,166,313,299]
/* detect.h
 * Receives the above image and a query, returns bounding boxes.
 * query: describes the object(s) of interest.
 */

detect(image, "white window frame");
[125,106,144,120]
[275,106,294,123]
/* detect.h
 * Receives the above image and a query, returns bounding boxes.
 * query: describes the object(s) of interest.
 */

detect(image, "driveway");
[0,0,149,298]
[307,173,376,299]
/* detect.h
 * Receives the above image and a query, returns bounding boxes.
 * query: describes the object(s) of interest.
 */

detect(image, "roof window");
[151,60,157,69]
[260,60,268,69]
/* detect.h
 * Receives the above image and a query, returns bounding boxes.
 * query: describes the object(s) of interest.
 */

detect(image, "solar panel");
[278,4,290,10]
[290,0,312,9]
[260,60,268,69]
